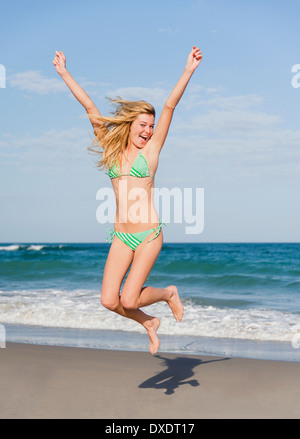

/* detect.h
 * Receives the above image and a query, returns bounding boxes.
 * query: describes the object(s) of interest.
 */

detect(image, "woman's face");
[129,113,155,149]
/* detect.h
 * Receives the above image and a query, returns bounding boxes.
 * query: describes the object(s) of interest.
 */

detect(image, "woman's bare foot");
[143,317,160,355]
[166,285,184,321]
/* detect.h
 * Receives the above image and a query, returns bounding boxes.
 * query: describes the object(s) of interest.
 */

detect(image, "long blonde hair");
[89,98,156,170]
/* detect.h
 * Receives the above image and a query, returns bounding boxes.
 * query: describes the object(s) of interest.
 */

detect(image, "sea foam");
[0,288,299,344]
[0,245,20,251]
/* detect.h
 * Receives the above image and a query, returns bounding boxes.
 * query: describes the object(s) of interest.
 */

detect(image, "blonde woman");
[53,47,202,354]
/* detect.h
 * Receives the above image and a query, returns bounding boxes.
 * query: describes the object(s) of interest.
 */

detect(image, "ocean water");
[0,242,299,361]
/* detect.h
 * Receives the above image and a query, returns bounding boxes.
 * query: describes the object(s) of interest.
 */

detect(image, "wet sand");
[0,343,299,419]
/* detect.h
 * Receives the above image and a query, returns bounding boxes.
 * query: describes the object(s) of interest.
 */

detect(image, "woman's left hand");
[53,51,67,76]
[186,46,202,73]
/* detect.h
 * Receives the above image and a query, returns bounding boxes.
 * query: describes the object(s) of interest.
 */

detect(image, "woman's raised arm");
[150,46,202,154]
[53,51,103,134]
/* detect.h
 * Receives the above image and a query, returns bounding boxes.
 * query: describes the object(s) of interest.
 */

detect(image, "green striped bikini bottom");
[107,222,165,251]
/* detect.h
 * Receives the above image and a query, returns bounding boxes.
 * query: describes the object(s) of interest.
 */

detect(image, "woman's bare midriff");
[111,176,159,233]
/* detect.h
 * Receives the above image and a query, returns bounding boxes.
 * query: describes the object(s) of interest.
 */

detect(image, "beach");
[0,342,299,419]
[1,243,300,419]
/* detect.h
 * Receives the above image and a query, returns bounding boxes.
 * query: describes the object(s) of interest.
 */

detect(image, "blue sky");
[1,0,299,243]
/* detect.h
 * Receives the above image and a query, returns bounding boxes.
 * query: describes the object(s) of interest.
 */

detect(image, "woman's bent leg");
[120,232,184,321]
[101,237,160,354]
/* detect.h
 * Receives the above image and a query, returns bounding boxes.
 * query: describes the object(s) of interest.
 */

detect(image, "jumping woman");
[53,46,202,354]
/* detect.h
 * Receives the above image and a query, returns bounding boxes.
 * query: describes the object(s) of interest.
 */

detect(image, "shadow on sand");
[139,354,230,395]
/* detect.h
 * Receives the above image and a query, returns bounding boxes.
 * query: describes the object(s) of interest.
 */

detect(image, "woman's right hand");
[53,51,67,76]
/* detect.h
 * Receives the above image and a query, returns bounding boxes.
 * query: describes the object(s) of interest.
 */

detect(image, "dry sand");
[0,342,299,419]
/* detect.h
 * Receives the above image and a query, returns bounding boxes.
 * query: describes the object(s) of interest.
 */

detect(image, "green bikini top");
[108,150,154,180]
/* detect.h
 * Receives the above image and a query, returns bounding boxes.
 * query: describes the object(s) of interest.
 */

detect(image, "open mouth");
[140,135,148,142]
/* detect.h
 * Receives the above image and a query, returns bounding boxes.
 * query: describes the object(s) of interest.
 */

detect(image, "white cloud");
[107,84,223,110]
[9,71,68,94]
[163,90,300,181]
[158,27,173,34]
[0,127,93,173]
[182,88,264,111]
[176,91,282,136]
[107,86,169,108]
[2,84,299,183]
[191,108,281,135]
